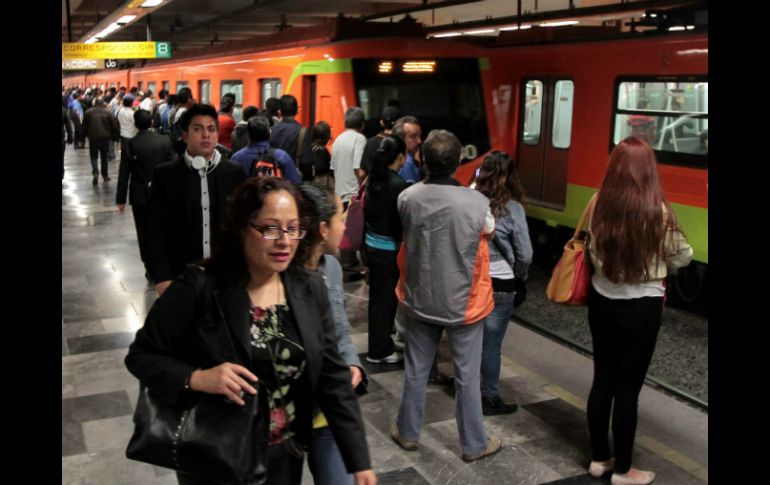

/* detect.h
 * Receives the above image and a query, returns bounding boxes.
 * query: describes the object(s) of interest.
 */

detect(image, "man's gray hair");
[344,107,365,129]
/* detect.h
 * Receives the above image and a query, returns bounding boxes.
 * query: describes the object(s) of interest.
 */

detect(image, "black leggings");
[586,287,663,473]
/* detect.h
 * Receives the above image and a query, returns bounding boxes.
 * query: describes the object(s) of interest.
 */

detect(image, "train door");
[517,77,574,209]
[302,75,316,127]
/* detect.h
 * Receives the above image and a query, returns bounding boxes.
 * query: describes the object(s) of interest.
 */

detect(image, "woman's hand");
[189,363,258,405]
[354,469,377,485]
[350,365,363,388]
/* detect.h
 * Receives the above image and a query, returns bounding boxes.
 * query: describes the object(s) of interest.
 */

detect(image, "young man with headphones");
[146,103,247,296]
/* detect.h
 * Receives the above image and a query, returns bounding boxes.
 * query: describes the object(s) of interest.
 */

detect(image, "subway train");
[63,19,708,304]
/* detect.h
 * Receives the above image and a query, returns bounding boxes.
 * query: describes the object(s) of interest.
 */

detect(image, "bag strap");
[572,193,598,240]
[294,127,307,167]
[193,266,240,363]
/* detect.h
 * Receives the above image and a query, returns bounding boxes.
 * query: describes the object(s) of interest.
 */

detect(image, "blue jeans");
[307,425,353,485]
[481,291,514,398]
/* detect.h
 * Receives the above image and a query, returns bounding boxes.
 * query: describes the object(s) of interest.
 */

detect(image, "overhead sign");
[62,42,171,60]
[62,59,105,70]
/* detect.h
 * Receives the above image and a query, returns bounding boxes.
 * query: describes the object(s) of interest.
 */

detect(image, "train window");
[523,80,544,145]
[352,58,489,153]
[163,81,171,93]
[147,81,157,95]
[260,79,282,107]
[176,81,189,92]
[199,80,211,105]
[613,77,708,168]
[552,80,574,149]
[138,81,143,92]
[221,80,244,122]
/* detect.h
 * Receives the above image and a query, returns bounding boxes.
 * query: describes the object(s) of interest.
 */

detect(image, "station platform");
[62,147,708,484]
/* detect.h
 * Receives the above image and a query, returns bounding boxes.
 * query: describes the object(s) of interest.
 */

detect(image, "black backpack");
[250,148,282,178]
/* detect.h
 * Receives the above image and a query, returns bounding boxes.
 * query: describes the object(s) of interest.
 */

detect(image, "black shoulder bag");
[126,268,269,484]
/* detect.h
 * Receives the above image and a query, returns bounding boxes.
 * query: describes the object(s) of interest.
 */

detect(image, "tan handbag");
[546,195,597,305]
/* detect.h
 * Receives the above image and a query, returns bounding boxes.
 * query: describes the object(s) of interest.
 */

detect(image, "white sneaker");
[366,351,403,364]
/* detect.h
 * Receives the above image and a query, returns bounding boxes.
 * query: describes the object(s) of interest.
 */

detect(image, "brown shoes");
[390,422,418,451]
[461,436,502,462]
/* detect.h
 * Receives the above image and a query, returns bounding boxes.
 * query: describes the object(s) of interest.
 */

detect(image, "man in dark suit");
[116,109,176,275]
[146,104,247,295]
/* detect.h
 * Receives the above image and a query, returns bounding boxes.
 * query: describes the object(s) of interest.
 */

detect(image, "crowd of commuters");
[62,81,691,485]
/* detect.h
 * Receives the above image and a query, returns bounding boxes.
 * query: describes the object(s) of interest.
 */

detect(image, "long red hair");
[592,137,680,283]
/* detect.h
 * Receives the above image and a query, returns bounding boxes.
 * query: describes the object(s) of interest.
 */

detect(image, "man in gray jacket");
[391,130,501,462]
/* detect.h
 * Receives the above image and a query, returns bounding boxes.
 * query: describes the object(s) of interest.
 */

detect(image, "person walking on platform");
[392,130,501,462]
[585,137,692,485]
[62,99,73,180]
[125,177,376,485]
[360,106,402,176]
[270,94,311,170]
[82,98,119,186]
[231,115,300,183]
[473,151,533,415]
[363,135,408,364]
[146,104,246,296]
[293,183,369,485]
[217,93,237,150]
[116,109,175,277]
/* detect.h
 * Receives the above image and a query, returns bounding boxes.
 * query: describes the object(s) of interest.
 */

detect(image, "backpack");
[251,148,282,178]
[169,116,186,156]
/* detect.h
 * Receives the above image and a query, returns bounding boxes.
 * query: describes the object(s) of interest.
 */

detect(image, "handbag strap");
[572,193,598,240]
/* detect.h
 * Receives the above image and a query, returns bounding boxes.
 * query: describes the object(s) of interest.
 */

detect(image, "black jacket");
[125,265,372,473]
[146,158,246,283]
[116,129,176,206]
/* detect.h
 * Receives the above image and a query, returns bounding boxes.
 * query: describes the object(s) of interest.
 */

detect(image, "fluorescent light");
[84,37,99,44]
[464,29,496,35]
[539,20,579,27]
[433,32,462,38]
[141,0,164,7]
[117,15,137,25]
[668,26,686,31]
[97,22,122,38]
[686,25,695,30]
[499,25,532,31]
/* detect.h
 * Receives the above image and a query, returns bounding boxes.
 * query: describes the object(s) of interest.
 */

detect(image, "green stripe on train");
[525,184,708,264]
[287,59,353,92]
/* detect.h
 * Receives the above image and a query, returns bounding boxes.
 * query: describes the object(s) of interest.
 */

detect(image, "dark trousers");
[62,143,66,179]
[88,139,110,177]
[365,246,399,359]
[176,442,304,485]
[586,287,663,474]
[132,203,149,265]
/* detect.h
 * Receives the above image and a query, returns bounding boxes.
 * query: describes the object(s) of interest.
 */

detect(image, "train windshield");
[613,77,708,168]
[353,58,490,154]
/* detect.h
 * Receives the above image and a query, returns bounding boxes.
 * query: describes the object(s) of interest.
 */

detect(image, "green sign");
[156,42,171,59]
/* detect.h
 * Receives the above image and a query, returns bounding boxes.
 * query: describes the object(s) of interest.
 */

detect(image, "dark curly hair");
[202,177,300,288]
[292,183,337,268]
[474,151,525,218]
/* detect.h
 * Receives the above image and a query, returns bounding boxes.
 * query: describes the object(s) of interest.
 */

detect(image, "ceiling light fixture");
[140,0,164,7]
[539,20,579,27]
[117,15,137,25]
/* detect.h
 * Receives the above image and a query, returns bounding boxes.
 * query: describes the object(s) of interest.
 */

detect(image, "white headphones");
[184,149,221,173]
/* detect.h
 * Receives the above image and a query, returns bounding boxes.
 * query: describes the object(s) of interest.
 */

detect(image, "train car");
[62,19,708,302]
[463,29,708,303]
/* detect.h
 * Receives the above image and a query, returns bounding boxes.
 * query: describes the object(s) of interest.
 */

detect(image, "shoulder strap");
[572,193,598,240]
[294,127,307,167]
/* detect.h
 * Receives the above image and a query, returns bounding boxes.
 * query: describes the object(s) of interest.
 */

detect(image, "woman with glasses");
[292,183,367,485]
[125,177,377,485]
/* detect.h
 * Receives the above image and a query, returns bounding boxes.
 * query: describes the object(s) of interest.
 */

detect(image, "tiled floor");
[62,145,708,484]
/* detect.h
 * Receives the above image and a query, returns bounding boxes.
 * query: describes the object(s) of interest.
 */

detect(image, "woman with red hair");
[585,137,692,485]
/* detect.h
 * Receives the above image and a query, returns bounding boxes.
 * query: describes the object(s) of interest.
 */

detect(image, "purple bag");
[339,178,367,251]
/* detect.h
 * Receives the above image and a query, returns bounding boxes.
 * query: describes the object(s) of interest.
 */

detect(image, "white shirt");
[331,129,366,202]
[117,106,138,138]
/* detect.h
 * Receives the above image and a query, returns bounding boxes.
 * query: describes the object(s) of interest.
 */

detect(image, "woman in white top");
[585,137,692,485]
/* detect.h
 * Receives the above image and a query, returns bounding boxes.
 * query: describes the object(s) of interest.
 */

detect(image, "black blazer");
[116,130,176,206]
[125,265,372,473]
[146,158,246,283]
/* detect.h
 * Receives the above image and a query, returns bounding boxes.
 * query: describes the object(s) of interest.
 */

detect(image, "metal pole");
[146,14,152,41]
[66,0,72,42]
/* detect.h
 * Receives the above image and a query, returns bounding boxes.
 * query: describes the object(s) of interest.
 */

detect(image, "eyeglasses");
[249,223,306,240]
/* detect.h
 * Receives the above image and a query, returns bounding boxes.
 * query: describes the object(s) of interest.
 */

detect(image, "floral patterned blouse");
[249,303,307,445]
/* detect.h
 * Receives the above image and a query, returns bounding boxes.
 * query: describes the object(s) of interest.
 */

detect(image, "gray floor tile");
[82,415,135,453]
[62,390,133,423]
[62,447,157,485]
[67,331,136,354]
[62,423,87,457]
[73,367,138,397]
[377,467,430,485]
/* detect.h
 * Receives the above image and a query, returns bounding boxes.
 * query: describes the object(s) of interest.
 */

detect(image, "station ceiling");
[63,0,705,53]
